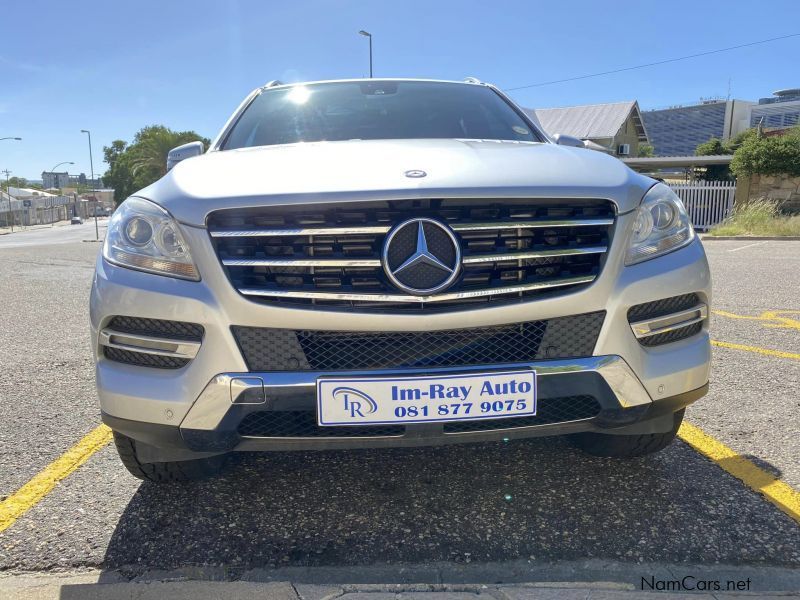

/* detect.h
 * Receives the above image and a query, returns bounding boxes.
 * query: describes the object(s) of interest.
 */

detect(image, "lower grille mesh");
[232,311,605,371]
[238,411,404,437]
[103,346,189,369]
[106,316,204,341]
[443,395,600,432]
[638,322,703,347]
[627,293,700,322]
[236,395,601,438]
[628,294,704,347]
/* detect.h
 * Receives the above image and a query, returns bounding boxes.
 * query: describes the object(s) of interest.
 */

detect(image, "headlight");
[103,197,199,280]
[625,183,695,266]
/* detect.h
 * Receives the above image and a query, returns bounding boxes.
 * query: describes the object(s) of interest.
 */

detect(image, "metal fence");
[669,180,737,231]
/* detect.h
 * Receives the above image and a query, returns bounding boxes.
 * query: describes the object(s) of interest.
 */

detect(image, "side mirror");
[553,134,586,149]
[167,141,204,171]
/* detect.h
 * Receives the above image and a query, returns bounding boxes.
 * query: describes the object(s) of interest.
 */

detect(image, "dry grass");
[709,200,800,236]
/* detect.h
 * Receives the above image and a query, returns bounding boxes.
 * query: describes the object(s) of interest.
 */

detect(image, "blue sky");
[1,0,799,180]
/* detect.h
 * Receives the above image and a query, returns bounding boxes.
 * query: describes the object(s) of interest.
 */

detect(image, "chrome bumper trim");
[98,328,201,360]
[629,304,708,339]
[180,355,652,433]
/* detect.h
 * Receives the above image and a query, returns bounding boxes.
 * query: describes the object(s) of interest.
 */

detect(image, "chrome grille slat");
[208,199,615,311]
[239,275,596,303]
[208,218,614,238]
[222,258,384,267]
[462,246,607,264]
[221,245,608,268]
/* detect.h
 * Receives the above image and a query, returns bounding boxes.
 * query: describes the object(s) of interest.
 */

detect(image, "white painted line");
[727,241,767,252]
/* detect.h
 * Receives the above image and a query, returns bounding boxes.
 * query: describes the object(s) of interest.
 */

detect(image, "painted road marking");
[714,309,800,331]
[712,339,800,361]
[679,422,800,524]
[1,336,799,534]
[0,424,112,533]
[727,241,767,252]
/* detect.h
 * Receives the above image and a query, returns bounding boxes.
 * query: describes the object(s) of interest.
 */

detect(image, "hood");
[135,138,653,227]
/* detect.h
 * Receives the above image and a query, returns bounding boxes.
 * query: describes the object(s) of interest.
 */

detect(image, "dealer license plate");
[317,369,536,426]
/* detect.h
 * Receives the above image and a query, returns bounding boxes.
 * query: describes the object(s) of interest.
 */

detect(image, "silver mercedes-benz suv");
[90,78,711,482]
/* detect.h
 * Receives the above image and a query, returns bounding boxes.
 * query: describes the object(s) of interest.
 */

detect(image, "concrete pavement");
[0,219,106,247]
[0,231,798,597]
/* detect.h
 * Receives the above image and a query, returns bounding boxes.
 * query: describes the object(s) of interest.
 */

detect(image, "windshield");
[221,80,542,149]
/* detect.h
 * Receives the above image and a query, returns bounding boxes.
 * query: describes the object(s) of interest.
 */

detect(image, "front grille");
[232,312,605,371]
[208,198,615,312]
[627,293,700,322]
[638,322,703,347]
[238,411,404,437]
[103,346,189,369]
[443,395,600,432]
[236,395,601,438]
[106,316,204,341]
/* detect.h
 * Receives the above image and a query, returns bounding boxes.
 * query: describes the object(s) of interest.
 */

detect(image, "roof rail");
[263,80,284,88]
[463,77,484,84]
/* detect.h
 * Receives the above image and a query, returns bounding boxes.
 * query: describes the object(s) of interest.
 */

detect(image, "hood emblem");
[404,169,427,178]
[382,218,461,296]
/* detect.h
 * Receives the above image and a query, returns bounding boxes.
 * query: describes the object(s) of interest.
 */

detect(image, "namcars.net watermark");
[641,575,752,593]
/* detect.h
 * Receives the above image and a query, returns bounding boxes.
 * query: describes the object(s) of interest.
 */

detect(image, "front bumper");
[91,221,712,456]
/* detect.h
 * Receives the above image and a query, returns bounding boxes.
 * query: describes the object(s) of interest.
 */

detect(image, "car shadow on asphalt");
[100,436,800,578]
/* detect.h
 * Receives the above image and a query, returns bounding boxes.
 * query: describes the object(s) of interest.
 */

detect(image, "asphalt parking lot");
[0,231,798,590]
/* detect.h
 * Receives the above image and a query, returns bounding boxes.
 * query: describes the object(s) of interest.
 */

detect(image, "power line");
[506,33,800,91]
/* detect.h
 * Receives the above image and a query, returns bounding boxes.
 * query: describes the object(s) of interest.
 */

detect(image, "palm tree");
[129,126,208,183]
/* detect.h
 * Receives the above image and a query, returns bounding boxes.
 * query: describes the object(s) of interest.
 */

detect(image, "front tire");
[572,409,685,458]
[112,431,228,482]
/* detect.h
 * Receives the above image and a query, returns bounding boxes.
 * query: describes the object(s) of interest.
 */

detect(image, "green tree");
[694,137,731,180]
[693,131,758,181]
[724,129,756,154]
[637,143,654,157]
[102,126,210,204]
[1,176,29,191]
[731,126,800,178]
[103,140,134,203]
[695,137,726,157]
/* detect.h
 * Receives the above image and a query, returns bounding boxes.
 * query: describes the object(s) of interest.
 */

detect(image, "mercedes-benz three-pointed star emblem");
[382,218,461,296]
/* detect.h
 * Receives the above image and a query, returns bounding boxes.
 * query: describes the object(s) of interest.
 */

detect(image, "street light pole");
[47,162,74,222]
[1,137,22,230]
[358,30,373,78]
[2,169,13,232]
[50,161,75,172]
[49,161,74,193]
[81,130,99,240]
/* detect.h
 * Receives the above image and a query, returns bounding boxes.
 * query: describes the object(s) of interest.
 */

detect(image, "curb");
[2,560,799,596]
[0,577,797,600]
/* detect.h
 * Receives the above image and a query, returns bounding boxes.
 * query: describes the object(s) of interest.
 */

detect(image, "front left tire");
[112,431,228,482]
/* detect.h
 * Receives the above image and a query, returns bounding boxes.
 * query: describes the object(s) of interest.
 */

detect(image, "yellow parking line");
[0,424,112,534]
[711,339,800,361]
[678,422,800,524]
